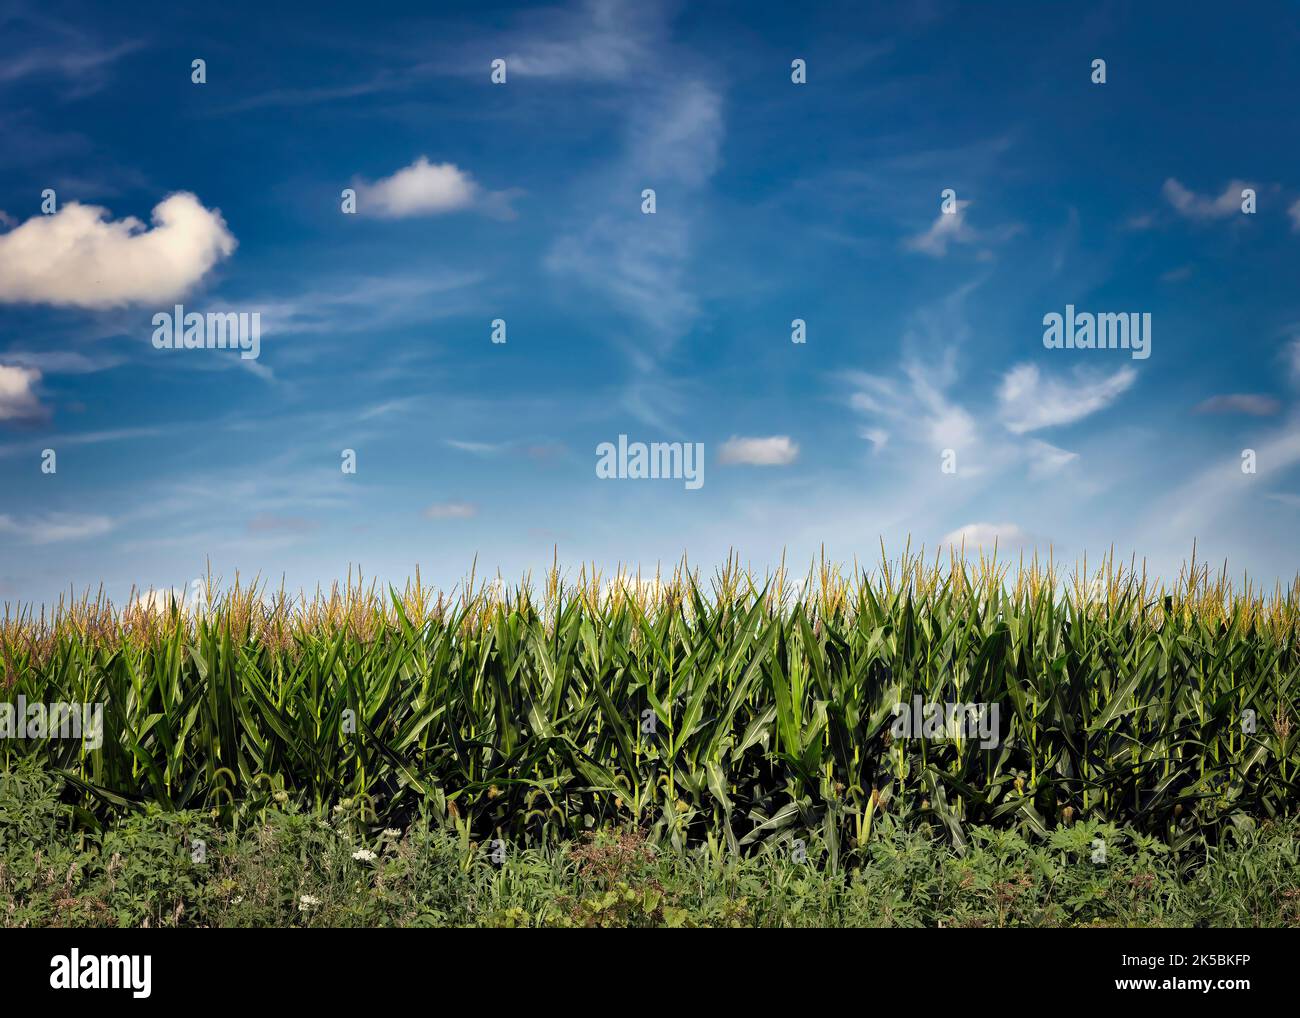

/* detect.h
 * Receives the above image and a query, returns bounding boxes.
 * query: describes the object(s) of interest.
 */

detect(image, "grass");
[2,548,1297,866]
[4,762,1298,928]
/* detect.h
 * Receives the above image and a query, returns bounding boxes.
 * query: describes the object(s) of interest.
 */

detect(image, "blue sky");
[1,0,1298,605]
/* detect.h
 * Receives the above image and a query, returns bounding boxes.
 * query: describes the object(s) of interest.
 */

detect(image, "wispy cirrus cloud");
[0,512,113,544]
[998,364,1136,434]
[0,350,126,375]
[530,3,723,428]
[0,39,141,89]
[478,0,666,81]
[545,78,723,357]
[0,3,142,97]
[1148,422,1300,538]
[848,358,979,455]
[444,438,568,463]
[904,201,975,257]
[0,426,160,459]
[250,270,485,339]
[1162,178,1253,221]
[1026,439,1078,478]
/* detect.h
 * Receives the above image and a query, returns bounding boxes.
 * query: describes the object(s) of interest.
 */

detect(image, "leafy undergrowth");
[3,763,1297,928]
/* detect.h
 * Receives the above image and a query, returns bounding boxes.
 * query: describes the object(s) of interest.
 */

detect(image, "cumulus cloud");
[1162,178,1251,220]
[0,193,235,309]
[1289,198,1300,233]
[424,501,478,519]
[0,365,45,421]
[1194,394,1281,416]
[718,435,799,466]
[355,157,514,219]
[941,522,1032,549]
[0,512,112,544]
[998,364,1136,434]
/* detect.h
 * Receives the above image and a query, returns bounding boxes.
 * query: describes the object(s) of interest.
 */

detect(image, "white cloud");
[850,358,980,455]
[0,364,45,421]
[941,522,1032,549]
[496,0,664,80]
[0,40,141,88]
[718,435,799,466]
[1162,178,1251,220]
[1289,198,1300,233]
[544,77,723,432]
[545,80,722,355]
[251,270,484,337]
[0,193,235,309]
[904,202,975,257]
[1026,439,1078,478]
[1288,337,1300,386]
[1194,394,1281,417]
[445,439,506,455]
[1152,423,1300,537]
[0,350,124,375]
[860,427,889,453]
[998,363,1136,434]
[0,426,159,461]
[424,501,478,519]
[630,79,724,187]
[0,512,112,544]
[355,157,504,218]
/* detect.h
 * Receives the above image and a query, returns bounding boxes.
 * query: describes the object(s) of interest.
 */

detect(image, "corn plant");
[2,550,1296,861]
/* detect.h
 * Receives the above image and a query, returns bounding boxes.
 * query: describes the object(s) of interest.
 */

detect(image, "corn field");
[3,550,1297,860]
